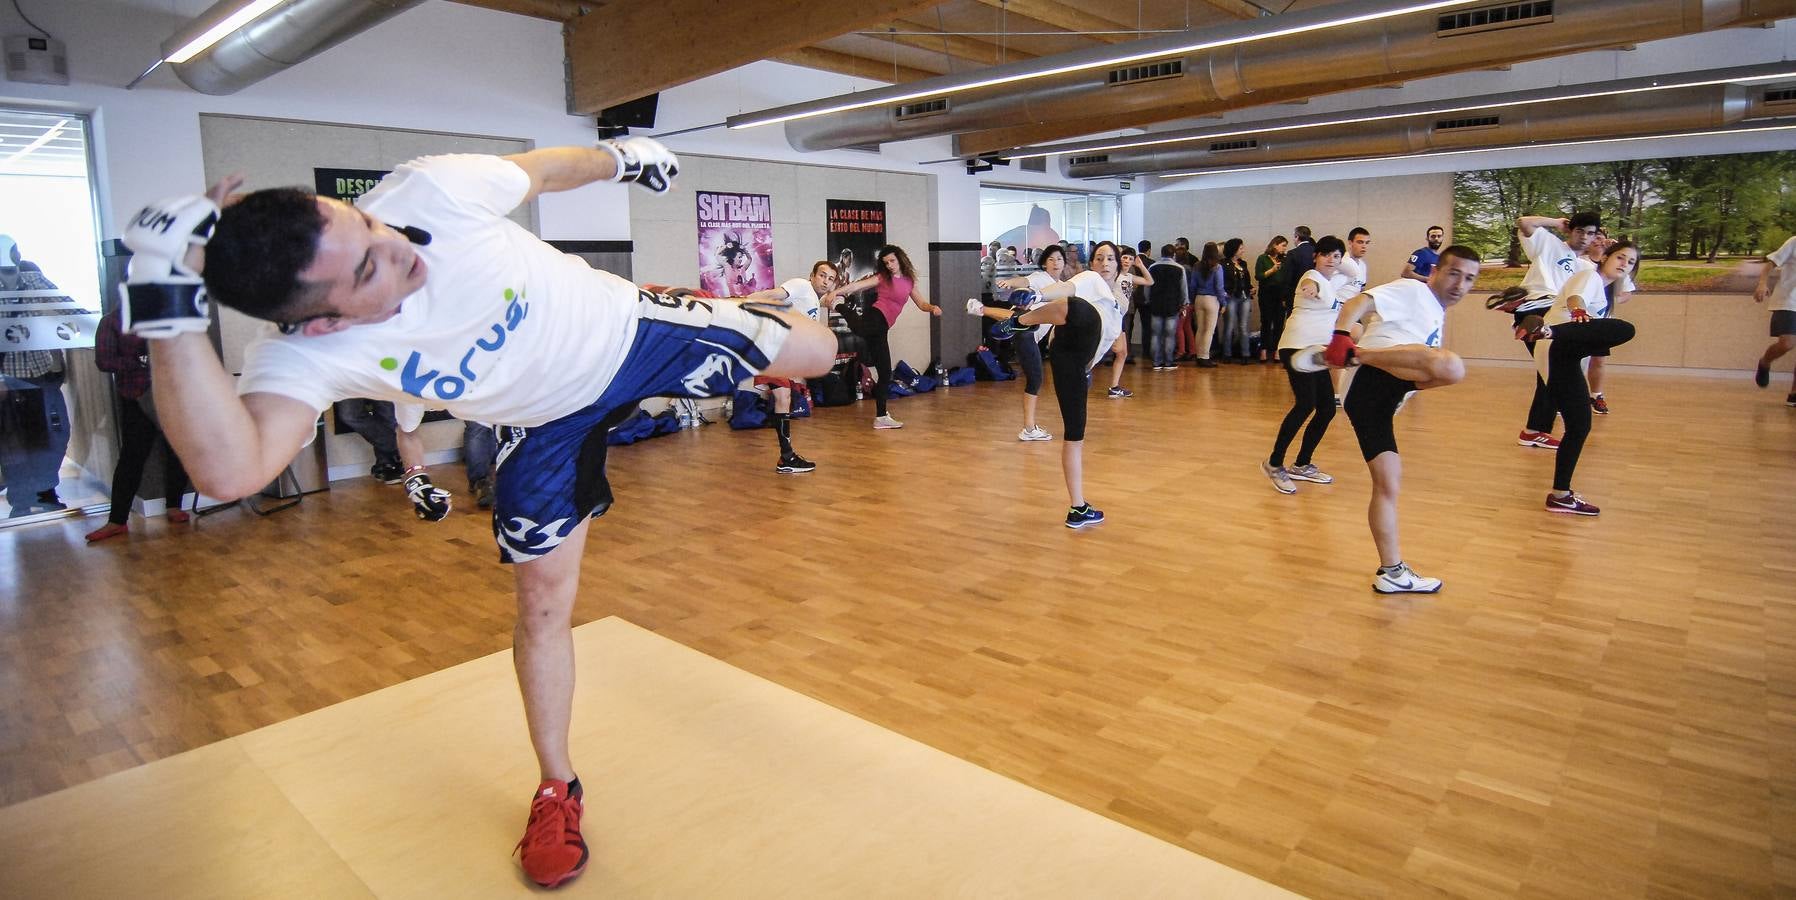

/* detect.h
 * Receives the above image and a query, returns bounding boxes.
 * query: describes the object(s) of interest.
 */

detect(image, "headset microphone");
[389,224,432,246]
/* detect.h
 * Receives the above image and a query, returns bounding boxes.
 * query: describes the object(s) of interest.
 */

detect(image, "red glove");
[1323,330,1356,368]
[1569,307,1591,323]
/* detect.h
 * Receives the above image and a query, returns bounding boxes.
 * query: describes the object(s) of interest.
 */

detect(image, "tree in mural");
[1453,166,1577,265]
[1456,149,1796,285]
[1451,145,1796,289]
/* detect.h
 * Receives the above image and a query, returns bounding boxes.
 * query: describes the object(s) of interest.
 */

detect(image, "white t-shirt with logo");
[1358,278,1445,350]
[238,155,642,428]
[1023,270,1058,339]
[1766,236,1796,312]
[778,277,823,321]
[1543,269,1611,326]
[1280,269,1341,351]
[1336,254,1368,302]
[1518,226,1580,300]
[1068,270,1124,371]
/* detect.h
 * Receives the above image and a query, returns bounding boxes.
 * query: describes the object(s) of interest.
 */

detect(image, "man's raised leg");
[1355,344,1464,389]
[758,310,837,380]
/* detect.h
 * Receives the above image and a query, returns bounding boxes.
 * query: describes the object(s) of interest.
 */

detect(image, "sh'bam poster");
[696,191,774,297]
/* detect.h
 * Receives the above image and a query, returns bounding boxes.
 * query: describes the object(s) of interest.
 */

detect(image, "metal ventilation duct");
[165,0,426,96]
[776,0,1796,155]
[1056,65,1796,177]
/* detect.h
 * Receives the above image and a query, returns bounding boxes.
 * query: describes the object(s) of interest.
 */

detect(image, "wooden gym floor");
[0,360,1791,898]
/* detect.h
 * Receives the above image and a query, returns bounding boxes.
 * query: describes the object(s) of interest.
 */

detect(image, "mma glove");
[119,195,219,339]
[404,469,452,522]
[1323,330,1357,369]
[597,137,679,194]
[1005,288,1041,309]
[1569,307,1592,324]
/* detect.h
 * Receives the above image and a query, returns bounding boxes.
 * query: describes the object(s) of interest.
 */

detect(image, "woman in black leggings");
[834,245,941,429]
[87,311,191,543]
[985,244,1067,440]
[988,242,1128,528]
[1261,235,1345,494]
[1518,241,1639,517]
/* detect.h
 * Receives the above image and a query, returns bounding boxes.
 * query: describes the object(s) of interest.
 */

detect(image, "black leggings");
[107,396,189,525]
[1048,298,1103,442]
[1016,329,1046,395]
[1259,290,1288,356]
[837,303,894,416]
[1536,319,1636,491]
[1269,348,1335,467]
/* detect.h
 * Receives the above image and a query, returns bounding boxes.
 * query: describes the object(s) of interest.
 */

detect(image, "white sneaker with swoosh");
[1373,562,1442,594]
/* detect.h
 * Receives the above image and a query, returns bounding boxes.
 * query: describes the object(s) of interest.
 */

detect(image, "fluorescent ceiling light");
[728,0,1480,130]
[1154,122,1796,179]
[166,0,286,64]
[4,118,68,163]
[1014,67,1796,161]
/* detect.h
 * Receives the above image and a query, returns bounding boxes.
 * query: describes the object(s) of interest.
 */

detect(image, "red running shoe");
[1517,430,1561,450]
[515,779,588,888]
[1545,492,1600,516]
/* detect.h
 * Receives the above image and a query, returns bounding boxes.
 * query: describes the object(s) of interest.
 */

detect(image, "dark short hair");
[1427,225,1444,234]
[1137,239,1152,252]
[1439,244,1481,266]
[1348,227,1370,241]
[1568,211,1602,231]
[1037,244,1065,267]
[1223,237,1244,259]
[1159,244,1177,258]
[1294,225,1313,240]
[1315,235,1346,257]
[203,188,329,325]
[809,259,836,278]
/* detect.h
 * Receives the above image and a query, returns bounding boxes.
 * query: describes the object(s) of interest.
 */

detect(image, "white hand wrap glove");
[597,137,679,194]
[119,195,219,339]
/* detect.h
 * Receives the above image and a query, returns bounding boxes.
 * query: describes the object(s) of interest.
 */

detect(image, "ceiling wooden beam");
[1199,0,1268,20]
[448,0,591,21]
[770,47,941,84]
[862,19,1038,67]
[968,0,1133,44]
[565,0,939,114]
[951,70,1444,157]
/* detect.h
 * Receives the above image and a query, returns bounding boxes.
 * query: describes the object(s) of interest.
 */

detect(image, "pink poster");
[696,191,774,297]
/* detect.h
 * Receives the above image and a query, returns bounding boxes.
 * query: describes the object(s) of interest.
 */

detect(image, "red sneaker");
[515,779,588,888]
[1517,430,1560,450]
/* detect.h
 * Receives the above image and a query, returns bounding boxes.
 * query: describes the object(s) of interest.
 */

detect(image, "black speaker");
[597,94,659,136]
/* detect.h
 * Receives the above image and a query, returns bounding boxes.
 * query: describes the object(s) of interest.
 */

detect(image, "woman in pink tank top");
[834,244,942,429]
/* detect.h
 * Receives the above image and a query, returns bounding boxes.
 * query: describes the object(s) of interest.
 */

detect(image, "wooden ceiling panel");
[770,47,942,84]
[564,0,941,112]
[814,34,961,76]
[864,18,1039,67]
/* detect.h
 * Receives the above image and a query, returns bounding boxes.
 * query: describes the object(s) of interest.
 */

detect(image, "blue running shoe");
[1065,504,1105,529]
[990,313,1028,342]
